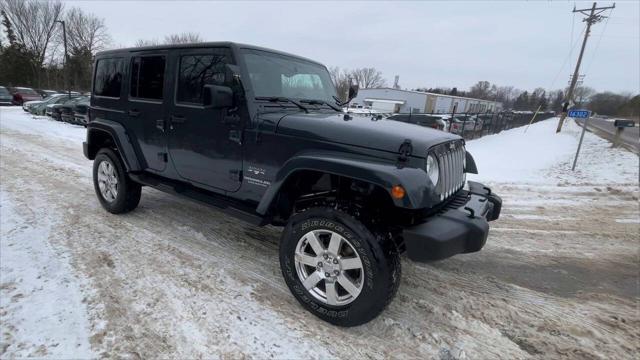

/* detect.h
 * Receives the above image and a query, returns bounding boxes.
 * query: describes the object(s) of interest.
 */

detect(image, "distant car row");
[345,107,488,135]
[22,92,90,126]
[0,85,84,106]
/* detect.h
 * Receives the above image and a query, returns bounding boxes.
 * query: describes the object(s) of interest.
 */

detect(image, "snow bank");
[0,107,85,144]
[467,117,639,185]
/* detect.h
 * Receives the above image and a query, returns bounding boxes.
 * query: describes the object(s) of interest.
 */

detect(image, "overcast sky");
[65,0,639,94]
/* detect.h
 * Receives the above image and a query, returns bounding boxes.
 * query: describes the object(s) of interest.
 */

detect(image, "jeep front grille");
[436,141,466,201]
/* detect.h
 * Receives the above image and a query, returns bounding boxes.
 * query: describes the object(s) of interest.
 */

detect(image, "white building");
[351,88,502,114]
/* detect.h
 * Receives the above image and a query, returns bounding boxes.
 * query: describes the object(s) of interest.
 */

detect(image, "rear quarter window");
[94,58,124,98]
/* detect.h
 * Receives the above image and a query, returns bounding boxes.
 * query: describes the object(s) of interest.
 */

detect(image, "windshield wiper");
[255,96,308,113]
[300,99,342,112]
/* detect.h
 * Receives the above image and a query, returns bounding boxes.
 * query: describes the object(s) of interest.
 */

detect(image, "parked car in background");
[0,86,12,106]
[22,92,60,112]
[46,96,81,119]
[72,97,91,125]
[443,116,483,135]
[29,94,77,115]
[387,114,447,131]
[59,96,89,123]
[11,87,42,106]
[56,90,81,96]
[36,89,59,98]
[429,115,454,132]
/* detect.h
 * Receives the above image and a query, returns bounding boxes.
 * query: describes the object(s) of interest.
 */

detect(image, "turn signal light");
[391,185,406,199]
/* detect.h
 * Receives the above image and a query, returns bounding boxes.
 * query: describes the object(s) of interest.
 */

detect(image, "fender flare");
[255,151,435,215]
[85,118,142,172]
[465,151,478,174]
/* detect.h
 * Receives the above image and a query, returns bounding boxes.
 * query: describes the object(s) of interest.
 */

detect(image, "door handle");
[128,109,140,117]
[156,119,165,132]
[171,115,186,124]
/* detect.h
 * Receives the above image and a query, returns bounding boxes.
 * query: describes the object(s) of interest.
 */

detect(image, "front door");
[167,48,243,192]
[128,53,168,172]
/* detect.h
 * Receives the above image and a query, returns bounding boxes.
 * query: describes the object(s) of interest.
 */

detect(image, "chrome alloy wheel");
[97,159,118,202]
[294,229,364,306]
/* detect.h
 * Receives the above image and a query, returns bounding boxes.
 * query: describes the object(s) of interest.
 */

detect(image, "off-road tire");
[93,148,141,214]
[279,206,401,327]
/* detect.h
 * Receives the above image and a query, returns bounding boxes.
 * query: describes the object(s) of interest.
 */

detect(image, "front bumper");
[403,181,502,262]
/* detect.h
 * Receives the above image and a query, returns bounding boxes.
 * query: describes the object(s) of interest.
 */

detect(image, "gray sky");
[65,0,639,94]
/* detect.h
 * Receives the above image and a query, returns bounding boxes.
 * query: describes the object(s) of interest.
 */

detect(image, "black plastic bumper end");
[404,206,490,262]
[403,181,501,262]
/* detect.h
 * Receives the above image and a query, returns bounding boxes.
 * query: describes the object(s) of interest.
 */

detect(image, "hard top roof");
[95,42,324,66]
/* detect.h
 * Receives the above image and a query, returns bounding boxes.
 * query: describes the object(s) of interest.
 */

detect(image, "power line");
[556,2,616,133]
[584,8,613,75]
[548,23,587,91]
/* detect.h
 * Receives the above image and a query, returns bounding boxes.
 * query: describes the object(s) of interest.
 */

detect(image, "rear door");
[167,47,243,192]
[127,53,168,172]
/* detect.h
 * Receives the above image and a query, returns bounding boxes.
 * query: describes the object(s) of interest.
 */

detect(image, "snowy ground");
[0,107,638,359]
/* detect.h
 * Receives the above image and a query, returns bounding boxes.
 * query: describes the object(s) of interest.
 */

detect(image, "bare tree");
[350,67,386,89]
[468,81,492,100]
[572,86,595,107]
[329,66,350,101]
[1,0,64,84]
[164,32,203,44]
[135,32,203,47]
[65,7,111,55]
[134,38,160,47]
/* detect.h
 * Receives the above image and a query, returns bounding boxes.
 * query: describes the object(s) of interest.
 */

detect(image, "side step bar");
[129,172,269,226]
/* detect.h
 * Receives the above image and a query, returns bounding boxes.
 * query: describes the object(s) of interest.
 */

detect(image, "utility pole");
[55,20,70,98]
[556,2,615,133]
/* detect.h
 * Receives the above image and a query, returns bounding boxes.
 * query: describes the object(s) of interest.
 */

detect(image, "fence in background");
[451,111,556,140]
[373,110,558,141]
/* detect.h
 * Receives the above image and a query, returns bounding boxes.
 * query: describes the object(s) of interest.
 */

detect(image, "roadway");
[575,116,639,154]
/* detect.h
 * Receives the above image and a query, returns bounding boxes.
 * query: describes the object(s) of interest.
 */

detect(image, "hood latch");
[398,139,413,162]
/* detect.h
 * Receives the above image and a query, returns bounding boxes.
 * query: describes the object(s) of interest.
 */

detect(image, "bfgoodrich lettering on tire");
[93,148,141,214]
[279,206,400,327]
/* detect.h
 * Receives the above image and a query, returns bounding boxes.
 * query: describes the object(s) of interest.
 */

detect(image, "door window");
[130,55,166,100]
[94,58,124,98]
[176,52,230,105]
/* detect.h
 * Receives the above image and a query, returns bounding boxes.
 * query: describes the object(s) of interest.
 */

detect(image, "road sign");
[568,109,591,118]
[572,110,591,171]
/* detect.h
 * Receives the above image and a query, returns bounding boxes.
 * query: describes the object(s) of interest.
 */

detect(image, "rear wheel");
[279,206,400,327]
[93,148,141,214]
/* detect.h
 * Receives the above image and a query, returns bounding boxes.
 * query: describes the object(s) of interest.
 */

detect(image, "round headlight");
[426,154,439,185]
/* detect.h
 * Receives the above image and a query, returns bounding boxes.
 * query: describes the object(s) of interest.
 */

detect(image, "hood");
[24,100,44,106]
[276,112,460,156]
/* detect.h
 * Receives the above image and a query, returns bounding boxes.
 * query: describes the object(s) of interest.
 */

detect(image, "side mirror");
[203,84,233,108]
[348,84,359,101]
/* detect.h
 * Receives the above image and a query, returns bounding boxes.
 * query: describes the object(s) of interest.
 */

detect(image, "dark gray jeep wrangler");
[84,42,501,326]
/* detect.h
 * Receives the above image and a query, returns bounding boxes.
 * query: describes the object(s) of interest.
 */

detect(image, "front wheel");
[93,148,141,214]
[279,207,400,327]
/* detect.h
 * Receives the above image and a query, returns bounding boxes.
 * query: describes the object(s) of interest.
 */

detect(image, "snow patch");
[467,117,638,185]
[0,192,94,358]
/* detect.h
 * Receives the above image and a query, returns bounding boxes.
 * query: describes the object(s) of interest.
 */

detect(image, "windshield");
[242,49,337,103]
[44,94,65,103]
